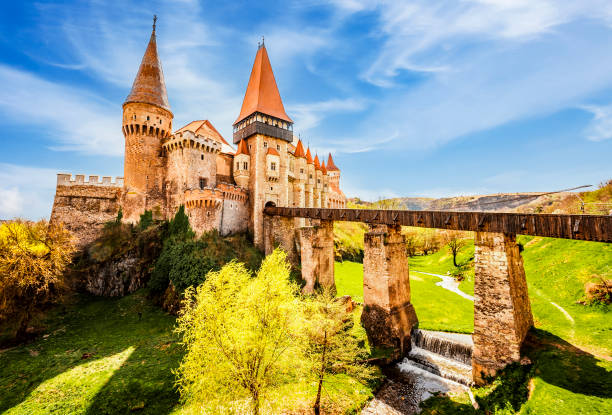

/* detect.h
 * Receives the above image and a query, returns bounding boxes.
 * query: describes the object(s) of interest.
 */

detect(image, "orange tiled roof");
[234,44,293,125]
[267,147,280,156]
[326,153,339,171]
[329,182,345,198]
[294,139,306,158]
[314,155,321,170]
[175,120,235,153]
[124,27,171,113]
[306,147,314,164]
[235,139,249,156]
[321,161,327,174]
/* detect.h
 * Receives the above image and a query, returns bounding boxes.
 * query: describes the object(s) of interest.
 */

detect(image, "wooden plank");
[263,207,612,242]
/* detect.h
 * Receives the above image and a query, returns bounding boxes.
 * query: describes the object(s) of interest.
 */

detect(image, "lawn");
[0,291,183,415]
[0,289,382,415]
[335,261,474,333]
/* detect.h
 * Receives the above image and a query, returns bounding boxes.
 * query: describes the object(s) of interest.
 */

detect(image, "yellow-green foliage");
[0,220,74,340]
[301,290,377,414]
[175,250,303,415]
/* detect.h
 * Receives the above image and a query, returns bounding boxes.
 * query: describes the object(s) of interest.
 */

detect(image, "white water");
[413,271,475,301]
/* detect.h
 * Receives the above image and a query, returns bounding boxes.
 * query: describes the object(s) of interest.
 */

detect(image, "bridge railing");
[263,207,612,242]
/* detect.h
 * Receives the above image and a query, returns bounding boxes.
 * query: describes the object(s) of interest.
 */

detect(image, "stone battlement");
[57,174,124,187]
[163,130,221,154]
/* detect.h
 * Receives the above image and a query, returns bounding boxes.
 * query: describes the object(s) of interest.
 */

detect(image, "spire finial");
[153,15,157,32]
[261,35,265,47]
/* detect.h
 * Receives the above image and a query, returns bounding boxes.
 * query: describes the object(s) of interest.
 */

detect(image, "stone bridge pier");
[361,224,418,354]
[264,216,335,293]
[472,231,533,384]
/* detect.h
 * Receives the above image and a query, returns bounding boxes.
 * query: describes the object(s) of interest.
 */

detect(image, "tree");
[302,290,376,415]
[0,220,74,340]
[175,249,302,415]
[446,232,467,267]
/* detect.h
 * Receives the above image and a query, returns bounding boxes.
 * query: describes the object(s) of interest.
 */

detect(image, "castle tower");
[321,161,329,208]
[233,42,294,249]
[293,139,307,208]
[233,139,250,188]
[122,17,173,222]
[314,154,323,208]
[305,147,315,208]
[326,153,341,188]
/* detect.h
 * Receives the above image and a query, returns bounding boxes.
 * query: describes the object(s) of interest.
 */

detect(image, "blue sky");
[1,0,612,219]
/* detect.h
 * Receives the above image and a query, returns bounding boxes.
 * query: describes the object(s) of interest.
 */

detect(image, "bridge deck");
[264,207,612,242]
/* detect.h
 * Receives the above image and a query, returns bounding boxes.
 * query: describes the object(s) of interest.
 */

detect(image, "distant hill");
[351,193,558,212]
[350,180,612,214]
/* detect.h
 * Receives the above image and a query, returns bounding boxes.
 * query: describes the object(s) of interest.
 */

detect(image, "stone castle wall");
[50,174,123,248]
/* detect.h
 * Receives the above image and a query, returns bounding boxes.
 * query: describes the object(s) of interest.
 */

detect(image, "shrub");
[0,220,74,341]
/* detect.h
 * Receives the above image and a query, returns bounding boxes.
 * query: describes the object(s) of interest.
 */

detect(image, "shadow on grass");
[0,292,183,415]
[416,328,611,414]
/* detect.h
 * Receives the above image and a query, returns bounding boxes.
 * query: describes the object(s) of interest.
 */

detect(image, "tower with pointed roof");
[122,16,173,222]
[234,42,297,248]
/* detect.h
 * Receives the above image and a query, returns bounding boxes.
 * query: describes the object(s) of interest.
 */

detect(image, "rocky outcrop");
[76,225,163,297]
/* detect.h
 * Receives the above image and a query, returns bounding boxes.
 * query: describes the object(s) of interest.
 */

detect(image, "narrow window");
[201,154,204,160]
[270,162,277,171]
[199,178,207,189]
[263,142,268,148]
[277,144,280,151]
[300,168,304,174]
[243,161,248,169]
[236,162,239,170]
[147,116,150,121]
[309,174,313,179]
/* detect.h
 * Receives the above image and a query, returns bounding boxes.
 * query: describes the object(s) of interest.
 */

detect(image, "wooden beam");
[263,207,612,242]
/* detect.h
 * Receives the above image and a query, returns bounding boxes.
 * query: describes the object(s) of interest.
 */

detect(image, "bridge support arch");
[361,224,418,354]
[472,232,533,384]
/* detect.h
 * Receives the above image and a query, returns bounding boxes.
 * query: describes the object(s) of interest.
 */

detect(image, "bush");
[0,220,74,341]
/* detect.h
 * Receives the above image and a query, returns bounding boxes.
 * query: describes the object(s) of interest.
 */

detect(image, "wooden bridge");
[264,206,612,242]
[262,207,611,384]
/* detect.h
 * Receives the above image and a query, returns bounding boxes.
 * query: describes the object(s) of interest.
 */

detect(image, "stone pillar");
[263,215,299,267]
[472,232,533,385]
[298,220,335,294]
[361,224,418,354]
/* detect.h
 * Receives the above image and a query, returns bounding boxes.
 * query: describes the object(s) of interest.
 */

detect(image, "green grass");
[1,289,382,415]
[335,261,474,333]
[0,291,183,415]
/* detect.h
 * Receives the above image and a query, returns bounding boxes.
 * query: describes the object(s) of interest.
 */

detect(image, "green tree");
[175,250,302,415]
[168,205,194,240]
[446,232,467,267]
[138,209,153,230]
[0,220,74,340]
[302,290,376,415]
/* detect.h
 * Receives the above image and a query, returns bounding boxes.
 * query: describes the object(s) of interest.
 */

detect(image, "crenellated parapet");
[162,130,221,154]
[57,173,124,187]
[184,183,248,209]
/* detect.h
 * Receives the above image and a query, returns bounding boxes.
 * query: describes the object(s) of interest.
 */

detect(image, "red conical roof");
[314,155,321,170]
[235,139,249,156]
[326,153,339,171]
[321,161,327,175]
[234,44,293,125]
[124,24,171,113]
[294,139,306,158]
[306,147,314,164]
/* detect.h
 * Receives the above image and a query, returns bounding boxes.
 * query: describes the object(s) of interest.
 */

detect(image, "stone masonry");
[472,231,533,384]
[361,224,418,353]
[297,220,335,294]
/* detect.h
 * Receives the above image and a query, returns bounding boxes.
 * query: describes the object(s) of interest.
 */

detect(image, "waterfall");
[412,329,473,366]
[397,329,474,388]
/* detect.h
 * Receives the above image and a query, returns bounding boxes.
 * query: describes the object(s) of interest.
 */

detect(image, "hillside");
[517,180,612,215]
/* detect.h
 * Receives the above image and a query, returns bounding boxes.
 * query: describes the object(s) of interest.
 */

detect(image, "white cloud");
[0,164,58,220]
[581,104,612,141]
[0,187,23,218]
[0,65,121,156]
[289,98,367,132]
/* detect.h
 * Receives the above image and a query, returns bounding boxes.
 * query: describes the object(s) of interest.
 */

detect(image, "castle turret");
[321,161,329,208]
[326,153,340,188]
[314,154,323,208]
[233,41,294,248]
[305,147,315,207]
[233,139,250,188]
[122,16,173,222]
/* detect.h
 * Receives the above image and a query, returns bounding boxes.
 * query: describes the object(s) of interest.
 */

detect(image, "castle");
[50,21,346,249]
